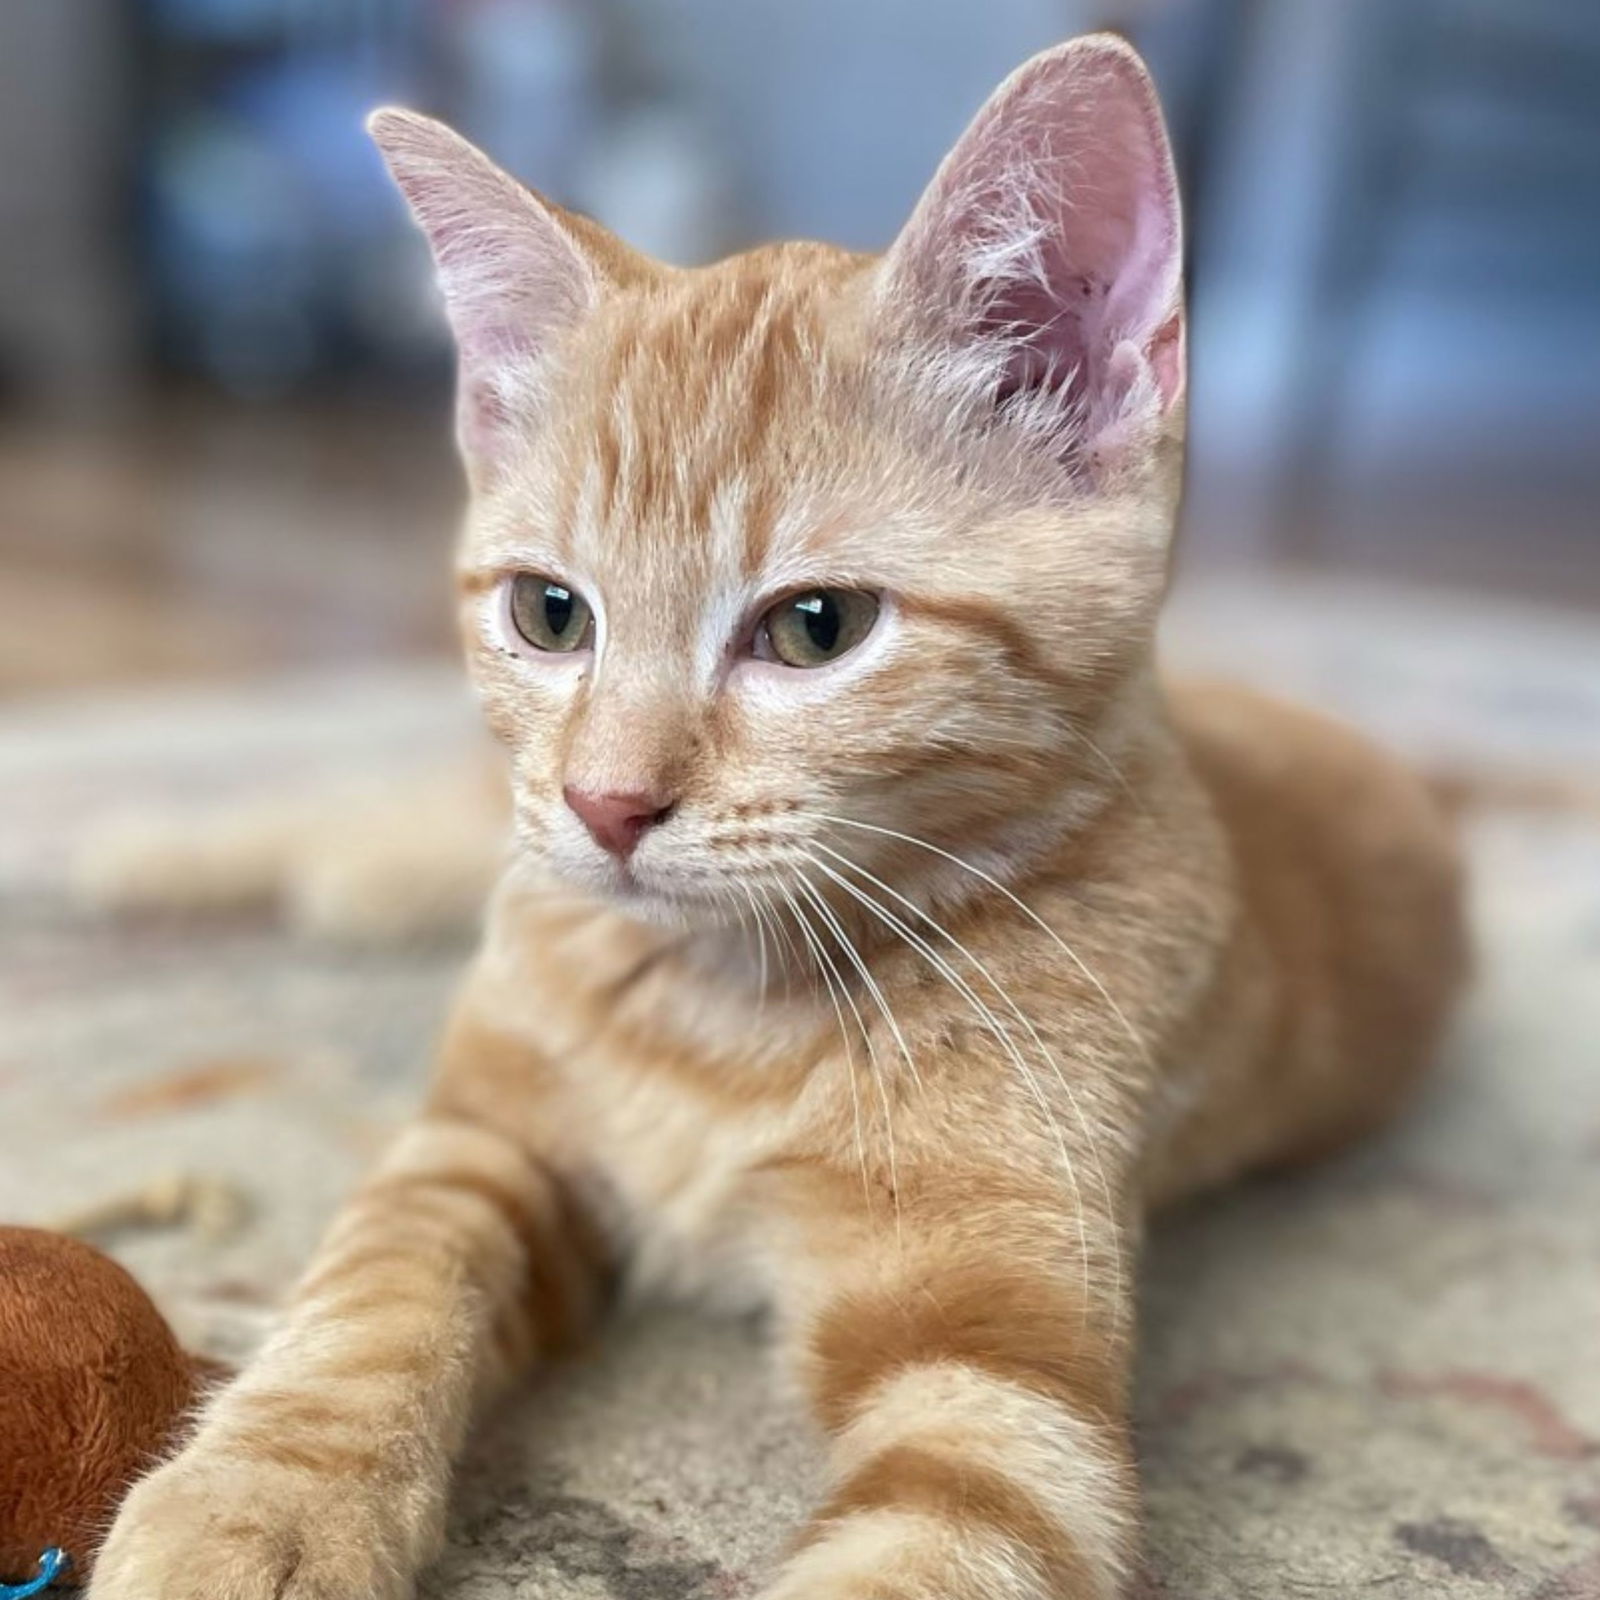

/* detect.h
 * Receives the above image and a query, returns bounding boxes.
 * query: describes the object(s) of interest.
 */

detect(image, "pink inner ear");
[893,39,1184,448]
[369,108,597,472]
[1148,311,1185,413]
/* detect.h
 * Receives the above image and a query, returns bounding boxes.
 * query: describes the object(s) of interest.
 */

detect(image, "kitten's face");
[460,255,1175,925]
[374,35,1185,928]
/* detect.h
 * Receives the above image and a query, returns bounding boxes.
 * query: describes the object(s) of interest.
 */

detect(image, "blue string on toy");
[0,1548,70,1600]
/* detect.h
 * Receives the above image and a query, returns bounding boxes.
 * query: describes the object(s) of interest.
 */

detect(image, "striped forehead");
[460,247,893,680]
[565,271,824,582]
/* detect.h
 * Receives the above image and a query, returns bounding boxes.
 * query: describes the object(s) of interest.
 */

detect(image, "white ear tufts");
[369,107,599,475]
[882,34,1185,479]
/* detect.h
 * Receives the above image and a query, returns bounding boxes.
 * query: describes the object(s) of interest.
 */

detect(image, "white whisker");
[754,881,801,1001]
[813,812,1153,1071]
[795,871,925,1100]
[805,854,1099,1310]
[737,883,773,1023]
[781,881,895,1242]
[809,845,1122,1319]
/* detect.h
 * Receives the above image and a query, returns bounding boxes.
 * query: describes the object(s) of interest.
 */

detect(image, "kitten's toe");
[90,1452,422,1600]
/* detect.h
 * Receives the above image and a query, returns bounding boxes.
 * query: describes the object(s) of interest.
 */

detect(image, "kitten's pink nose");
[563,786,674,861]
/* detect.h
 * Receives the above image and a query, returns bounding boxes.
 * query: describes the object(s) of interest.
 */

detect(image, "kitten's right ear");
[368,108,600,477]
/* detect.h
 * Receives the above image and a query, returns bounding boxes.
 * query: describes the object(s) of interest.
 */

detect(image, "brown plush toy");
[0,1228,206,1592]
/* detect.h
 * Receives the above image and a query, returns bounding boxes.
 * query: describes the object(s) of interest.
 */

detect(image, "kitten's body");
[90,39,1465,1600]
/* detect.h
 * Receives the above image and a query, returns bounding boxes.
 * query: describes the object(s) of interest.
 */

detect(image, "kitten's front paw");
[90,1446,425,1600]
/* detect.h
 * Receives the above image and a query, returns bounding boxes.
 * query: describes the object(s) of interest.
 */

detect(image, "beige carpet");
[2,573,1598,1599]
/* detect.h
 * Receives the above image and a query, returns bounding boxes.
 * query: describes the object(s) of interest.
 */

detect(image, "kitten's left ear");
[883,34,1184,472]
[368,108,608,479]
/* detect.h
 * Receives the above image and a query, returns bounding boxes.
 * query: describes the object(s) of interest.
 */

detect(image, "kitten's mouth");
[603,858,755,930]
[609,879,719,930]
[522,820,747,927]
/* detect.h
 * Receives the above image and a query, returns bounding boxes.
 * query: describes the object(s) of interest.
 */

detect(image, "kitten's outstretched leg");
[74,756,508,944]
[768,1167,1137,1600]
[89,996,603,1600]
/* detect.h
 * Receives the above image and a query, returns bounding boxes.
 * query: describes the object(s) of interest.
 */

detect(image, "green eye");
[509,573,594,653]
[759,588,880,668]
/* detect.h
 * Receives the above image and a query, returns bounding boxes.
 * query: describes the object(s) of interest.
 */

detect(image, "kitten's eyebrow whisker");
[1063,723,1143,812]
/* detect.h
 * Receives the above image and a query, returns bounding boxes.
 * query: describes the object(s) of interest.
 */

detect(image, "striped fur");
[92,1107,605,1598]
[89,34,1467,1600]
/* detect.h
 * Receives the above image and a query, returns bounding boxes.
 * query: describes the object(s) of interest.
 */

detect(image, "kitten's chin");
[625,867,764,930]
[535,853,739,930]
[603,878,714,929]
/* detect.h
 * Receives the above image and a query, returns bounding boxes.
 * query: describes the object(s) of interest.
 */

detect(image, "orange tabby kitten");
[91,36,1466,1600]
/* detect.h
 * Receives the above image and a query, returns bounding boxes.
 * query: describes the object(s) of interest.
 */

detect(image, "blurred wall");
[0,0,132,404]
[0,0,1596,635]
[1184,0,1600,584]
[599,0,1126,249]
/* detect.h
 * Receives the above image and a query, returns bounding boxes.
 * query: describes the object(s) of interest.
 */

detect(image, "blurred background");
[0,0,1597,699]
